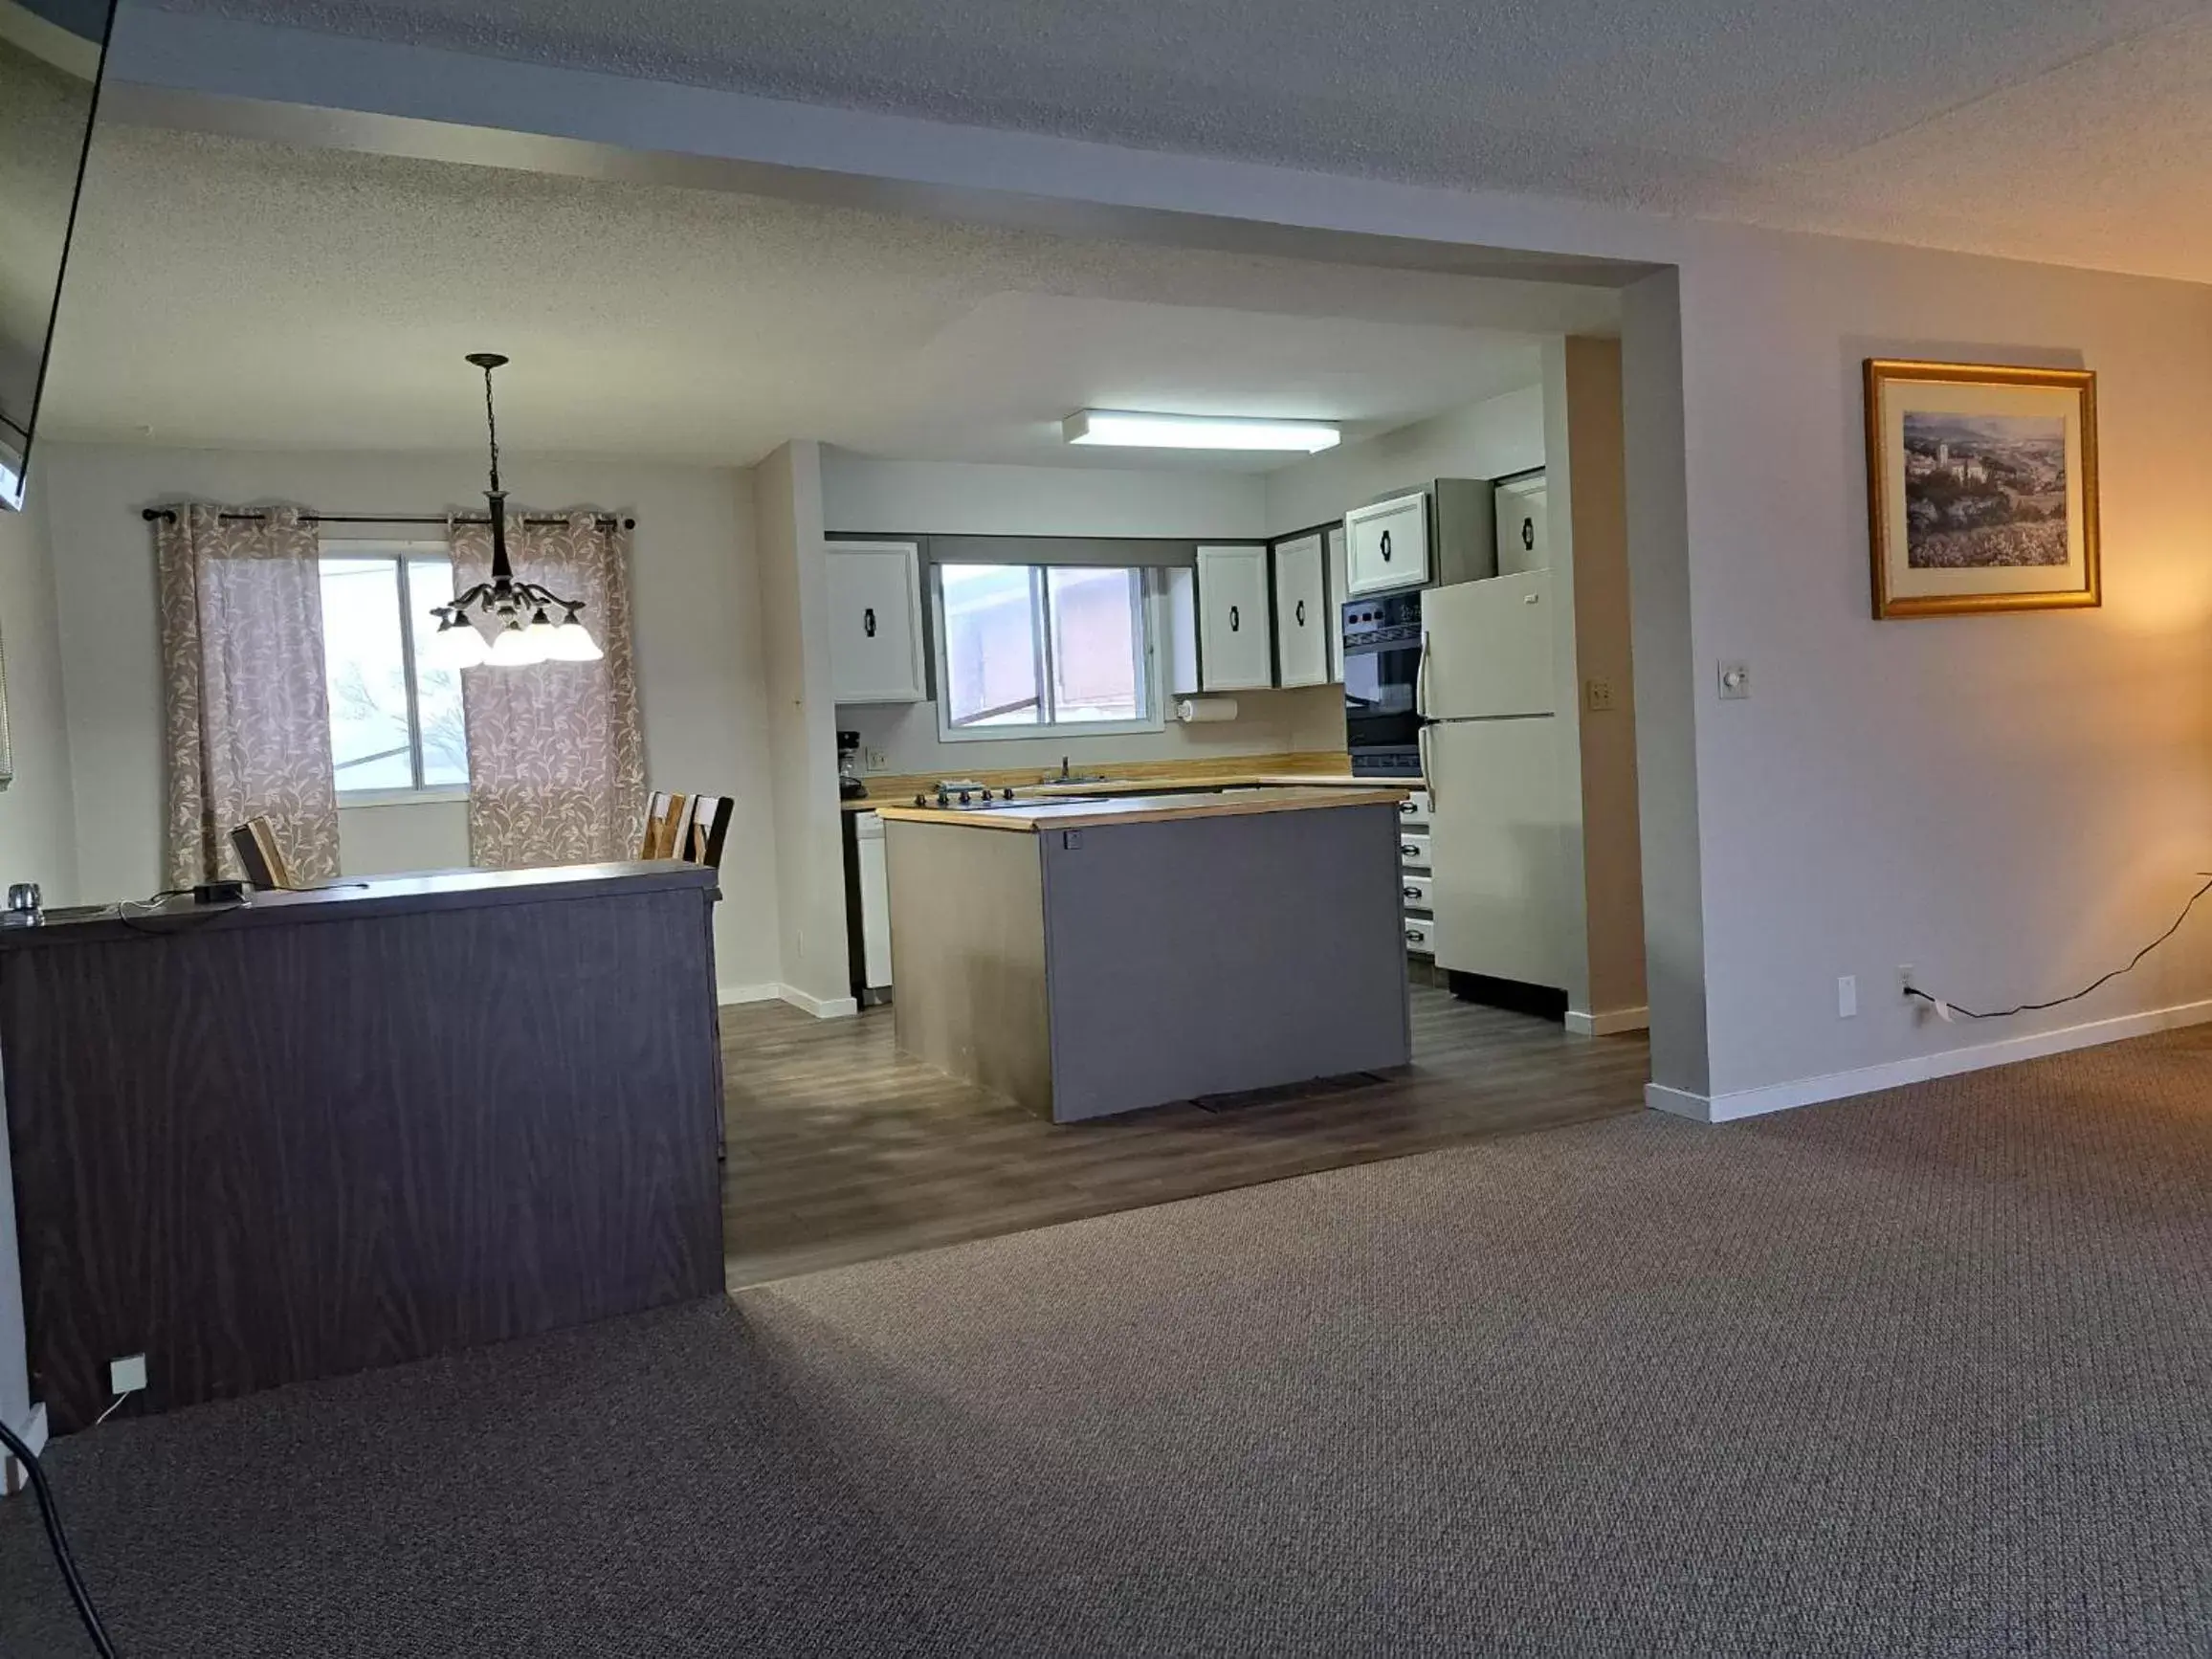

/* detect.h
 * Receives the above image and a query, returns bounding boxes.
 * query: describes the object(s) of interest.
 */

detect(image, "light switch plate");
[1584,676,1615,713]
[863,747,889,773]
[110,1353,147,1394]
[1718,660,1752,700]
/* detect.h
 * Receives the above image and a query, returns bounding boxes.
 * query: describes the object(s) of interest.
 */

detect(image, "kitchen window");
[933,564,1161,741]
[320,544,469,801]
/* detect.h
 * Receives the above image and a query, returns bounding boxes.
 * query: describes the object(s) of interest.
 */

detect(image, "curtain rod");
[140,509,635,528]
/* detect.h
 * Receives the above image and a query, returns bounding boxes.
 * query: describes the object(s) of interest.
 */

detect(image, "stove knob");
[1000,786,1015,801]
[958,789,973,806]
[913,793,928,808]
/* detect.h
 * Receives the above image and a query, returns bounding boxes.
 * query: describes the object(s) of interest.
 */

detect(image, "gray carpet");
[8,1029,2212,1655]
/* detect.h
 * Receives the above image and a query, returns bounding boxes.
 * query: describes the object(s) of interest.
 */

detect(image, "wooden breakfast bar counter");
[0,863,726,1432]
[875,787,1412,1121]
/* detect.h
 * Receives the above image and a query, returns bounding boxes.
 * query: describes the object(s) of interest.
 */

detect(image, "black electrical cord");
[1905,873,2212,1021]
[0,1415,121,1657]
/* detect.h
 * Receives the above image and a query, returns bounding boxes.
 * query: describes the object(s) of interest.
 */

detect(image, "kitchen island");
[876,787,1411,1120]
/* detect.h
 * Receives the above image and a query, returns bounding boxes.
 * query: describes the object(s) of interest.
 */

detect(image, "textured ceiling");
[40,124,1574,459]
[146,0,2212,279]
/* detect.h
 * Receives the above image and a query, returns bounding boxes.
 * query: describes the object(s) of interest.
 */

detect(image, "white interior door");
[1272,534,1329,688]
[1196,544,1273,691]
[1426,716,1567,989]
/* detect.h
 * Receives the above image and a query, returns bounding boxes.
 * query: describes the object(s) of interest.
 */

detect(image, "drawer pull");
[1403,886,1421,900]
[1400,800,1417,814]
[863,607,877,637]
[1405,927,1426,943]
[1400,842,1420,858]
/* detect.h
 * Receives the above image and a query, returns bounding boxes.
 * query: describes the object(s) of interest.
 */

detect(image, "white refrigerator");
[1417,570,1569,990]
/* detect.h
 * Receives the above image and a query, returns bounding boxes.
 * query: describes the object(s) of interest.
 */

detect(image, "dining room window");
[933,563,1160,741]
[319,543,469,799]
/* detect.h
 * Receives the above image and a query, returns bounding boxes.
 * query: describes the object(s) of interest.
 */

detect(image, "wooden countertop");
[847,771,1426,812]
[0,861,719,948]
[874,785,1410,832]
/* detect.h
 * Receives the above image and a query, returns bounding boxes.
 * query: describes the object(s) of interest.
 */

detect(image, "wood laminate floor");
[721,984,1650,1286]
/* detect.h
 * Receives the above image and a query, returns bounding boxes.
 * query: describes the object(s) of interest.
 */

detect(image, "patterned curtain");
[155,504,343,889]
[451,511,646,869]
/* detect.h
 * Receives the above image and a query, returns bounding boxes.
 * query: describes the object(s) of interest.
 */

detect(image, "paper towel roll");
[1175,697,1240,723]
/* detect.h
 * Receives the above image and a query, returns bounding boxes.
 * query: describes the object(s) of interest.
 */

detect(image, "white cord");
[89,1393,128,1427]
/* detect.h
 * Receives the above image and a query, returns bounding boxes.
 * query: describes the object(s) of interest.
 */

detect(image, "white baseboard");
[1567,1005,1649,1037]
[778,985,859,1020]
[2,1404,48,1498]
[718,982,782,1007]
[1647,995,2212,1123]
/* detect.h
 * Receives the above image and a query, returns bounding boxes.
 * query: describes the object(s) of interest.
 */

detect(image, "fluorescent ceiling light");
[1063,409,1340,453]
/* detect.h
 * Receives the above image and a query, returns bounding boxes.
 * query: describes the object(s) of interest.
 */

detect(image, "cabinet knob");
[863,607,877,636]
[1380,530,1393,562]
[1229,605,1240,632]
[1295,599,1306,628]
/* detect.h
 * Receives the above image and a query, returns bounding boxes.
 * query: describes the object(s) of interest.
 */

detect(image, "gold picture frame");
[1864,358,2099,619]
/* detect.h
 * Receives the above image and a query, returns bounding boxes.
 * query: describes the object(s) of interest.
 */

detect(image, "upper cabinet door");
[824,542,926,704]
[1195,544,1274,691]
[1496,475,1550,576]
[1272,533,1329,689]
[1325,524,1348,683]
[1344,492,1430,596]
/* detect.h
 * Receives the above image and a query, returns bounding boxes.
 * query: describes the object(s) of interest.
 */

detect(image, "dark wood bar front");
[0,863,726,1433]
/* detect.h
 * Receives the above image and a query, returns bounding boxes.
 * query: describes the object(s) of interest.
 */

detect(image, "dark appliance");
[1341,591,1426,777]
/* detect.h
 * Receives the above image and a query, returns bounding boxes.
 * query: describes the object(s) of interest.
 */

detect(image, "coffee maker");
[837,729,869,800]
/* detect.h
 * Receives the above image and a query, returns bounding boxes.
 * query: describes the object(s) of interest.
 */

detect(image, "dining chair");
[640,791,695,861]
[230,816,293,890]
[682,795,733,870]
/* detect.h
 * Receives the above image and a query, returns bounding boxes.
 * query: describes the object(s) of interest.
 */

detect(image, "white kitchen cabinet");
[1325,525,1348,683]
[1271,532,1329,689]
[1195,543,1274,692]
[1344,491,1430,596]
[1496,474,1549,576]
[824,542,926,704]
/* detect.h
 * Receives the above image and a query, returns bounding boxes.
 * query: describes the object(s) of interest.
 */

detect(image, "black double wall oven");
[1341,591,1424,778]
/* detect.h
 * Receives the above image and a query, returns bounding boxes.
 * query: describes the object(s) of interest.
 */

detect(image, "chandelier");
[428,353,603,668]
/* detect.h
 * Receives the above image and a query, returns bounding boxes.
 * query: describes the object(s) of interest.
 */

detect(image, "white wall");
[33,443,783,1002]
[1264,386,1545,538]
[0,487,75,1454]
[821,449,1345,777]
[822,451,1268,540]
[752,442,852,1014]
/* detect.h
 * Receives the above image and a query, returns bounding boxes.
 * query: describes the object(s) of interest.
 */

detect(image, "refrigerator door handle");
[1415,633,1430,719]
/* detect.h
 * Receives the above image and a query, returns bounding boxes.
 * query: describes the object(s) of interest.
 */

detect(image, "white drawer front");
[1403,917,1436,956]
[1396,789,1432,829]
[1400,873,1433,911]
[1398,830,1431,870]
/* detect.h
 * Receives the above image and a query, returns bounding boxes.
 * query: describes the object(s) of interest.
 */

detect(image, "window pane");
[940,564,1041,728]
[321,558,412,791]
[1046,566,1144,724]
[407,558,469,787]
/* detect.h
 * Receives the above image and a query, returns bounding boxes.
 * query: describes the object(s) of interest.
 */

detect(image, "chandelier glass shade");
[428,353,603,670]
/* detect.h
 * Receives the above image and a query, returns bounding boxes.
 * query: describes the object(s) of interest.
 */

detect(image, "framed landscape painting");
[1864,359,2099,619]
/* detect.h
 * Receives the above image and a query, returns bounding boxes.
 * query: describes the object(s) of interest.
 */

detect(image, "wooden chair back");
[682,795,733,870]
[230,816,293,890]
[640,791,695,861]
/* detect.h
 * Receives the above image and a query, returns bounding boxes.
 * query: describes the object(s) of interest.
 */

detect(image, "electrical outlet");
[1717,660,1752,701]
[110,1353,147,1395]
[1584,676,1615,713]
[863,747,889,773]
[1837,975,1858,1019]
[1898,963,1916,998]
